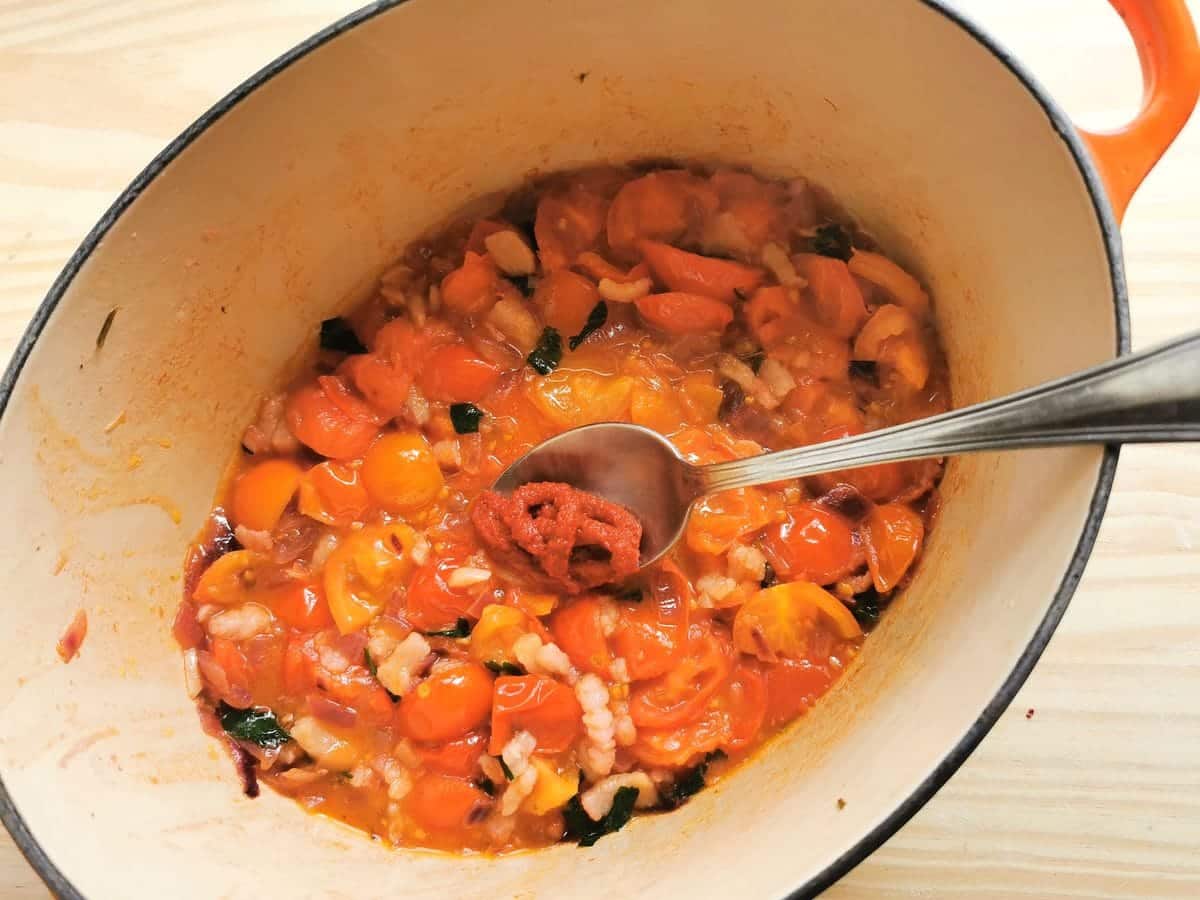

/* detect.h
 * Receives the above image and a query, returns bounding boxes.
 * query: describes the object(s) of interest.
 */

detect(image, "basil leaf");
[659,749,726,810]
[851,588,883,628]
[484,660,525,676]
[563,785,638,846]
[568,301,608,351]
[614,585,643,603]
[423,617,471,638]
[476,777,497,797]
[527,327,563,374]
[450,402,485,434]
[217,702,290,749]
[363,648,378,677]
[812,223,853,261]
[497,755,514,781]
[760,560,778,589]
[319,317,367,354]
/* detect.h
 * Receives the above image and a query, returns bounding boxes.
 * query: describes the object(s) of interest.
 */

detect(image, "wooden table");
[2,1,1197,896]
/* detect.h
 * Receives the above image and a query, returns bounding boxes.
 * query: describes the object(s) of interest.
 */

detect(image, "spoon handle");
[698,330,1200,495]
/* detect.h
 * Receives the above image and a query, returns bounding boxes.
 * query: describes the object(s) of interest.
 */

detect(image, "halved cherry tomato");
[550,595,615,677]
[638,240,763,303]
[535,185,609,271]
[532,268,601,336]
[441,251,498,316]
[763,659,837,726]
[361,431,443,512]
[733,582,862,663]
[283,635,319,695]
[469,604,537,667]
[629,628,733,729]
[687,487,779,555]
[489,674,582,754]
[744,285,796,348]
[231,458,302,532]
[406,555,481,632]
[340,353,413,419]
[324,523,417,634]
[635,292,734,335]
[416,731,489,777]
[297,460,369,526]
[810,424,910,502]
[793,253,868,339]
[286,375,382,460]
[631,708,727,769]
[761,503,862,585]
[715,661,768,749]
[606,171,718,260]
[399,661,494,743]
[266,581,333,631]
[611,562,689,680]
[405,773,491,831]
[862,502,924,592]
[418,343,502,403]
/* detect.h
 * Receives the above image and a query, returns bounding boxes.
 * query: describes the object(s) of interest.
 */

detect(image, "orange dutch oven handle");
[1078,0,1200,221]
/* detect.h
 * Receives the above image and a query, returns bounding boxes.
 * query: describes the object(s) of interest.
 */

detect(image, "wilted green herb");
[812,223,853,261]
[319,316,367,354]
[217,702,290,749]
[450,402,485,434]
[527,327,563,374]
[563,785,638,846]
[423,617,471,638]
[484,660,525,676]
[476,777,496,797]
[497,756,514,781]
[659,749,727,810]
[569,301,608,350]
[851,589,883,628]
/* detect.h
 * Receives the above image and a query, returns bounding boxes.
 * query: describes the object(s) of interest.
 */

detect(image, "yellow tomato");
[192,549,254,605]
[232,459,302,531]
[526,757,579,815]
[361,432,443,513]
[681,373,724,422]
[630,382,689,434]
[733,581,862,662]
[527,370,635,429]
[469,604,534,666]
[324,523,418,633]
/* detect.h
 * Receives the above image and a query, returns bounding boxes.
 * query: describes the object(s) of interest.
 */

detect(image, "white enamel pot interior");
[0,1,1128,898]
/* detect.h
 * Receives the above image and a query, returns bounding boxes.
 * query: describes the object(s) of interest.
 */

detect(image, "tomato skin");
[686,487,778,555]
[406,773,491,831]
[441,251,498,316]
[231,459,302,532]
[489,675,583,755]
[549,595,614,677]
[405,557,479,632]
[762,504,862,585]
[631,709,727,769]
[286,376,382,460]
[763,660,837,726]
[532,268,601,336]
[629,628,733,729]
[416,731,489,777]
[535,184,609,271]
[341,353,412,419]
[718,662,768,749]
[418,343,502,403]
[611,562,690,681]
[793,253,867,339]
[399,662,494,743]
[635,292,734,335]
[267,581,333,631]
[297,461,369,526]
[863,502,925,592]
[638,239,763,303]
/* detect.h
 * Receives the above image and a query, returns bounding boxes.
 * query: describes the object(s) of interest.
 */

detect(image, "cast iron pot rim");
[0,2,1129,898]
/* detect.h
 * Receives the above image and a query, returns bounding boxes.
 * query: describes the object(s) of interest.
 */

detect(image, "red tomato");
[267,581,333,631]
[416,731,489,778]
[534,185,609,271]
[340,353,412,419]
[716,662,768,749]
[549,595,614,677]
[398,662,494,743]
[631,708,727,769]
[862,503,925,592]
[611,562,690,681]
[418,343,502,403]
[282,636,318,695]
[606,171,718,260]
[762,503,863,585]
[286,375,382,459]
[638,239,763,303]
[441,251,498,316]
[489,675,582,755]
[629,628,733,729]
[793,253,867,339]
[406,773,491,831]
[405,556,481,632]
[635,292,734,335]
[763,660,837,726]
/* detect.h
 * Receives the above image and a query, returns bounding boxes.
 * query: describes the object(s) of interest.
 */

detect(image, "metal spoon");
[494,330,1200,569]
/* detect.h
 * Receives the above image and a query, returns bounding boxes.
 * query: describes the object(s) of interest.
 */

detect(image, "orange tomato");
[793,253,868,339]
[631,708,727,769]
[489,674,582,755]
[405,773,491,831]
[763,659,837,726]
[324,523,417,634]
[340,353,412,419]
[399,661,494,742]
[629,628,733,729]
[266,581,333,631]
[286,376,382,460]
[635,292,734,335]
[761,503,862,585]
[361,432,443,513]
[715,662,768,749]
[532,268,601,336]
[744,285,796,347]
[418,343,502,403]
[862,502,925,592]
[638,240,763,303]
[441,251,498,316]
[686,487,778,555]
[550,595,615,676]
[732,582,862,663]
[405,556,480,632]
[297,461,369,526]
[535,185,609,271]
[231,458,302,532]
[416,731,489,778]
[611,562,690,680]
[606,171,718,260]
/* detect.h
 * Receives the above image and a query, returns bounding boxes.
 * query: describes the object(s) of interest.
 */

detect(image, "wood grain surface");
[1,1,1198,897]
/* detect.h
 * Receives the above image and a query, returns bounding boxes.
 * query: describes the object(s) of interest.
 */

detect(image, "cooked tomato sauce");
[177,163,949,852]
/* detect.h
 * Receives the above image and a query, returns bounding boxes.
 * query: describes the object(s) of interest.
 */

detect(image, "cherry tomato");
[611,562,689,681]
[631,708,727,769]
[405,555,480,632]
[550,595,615,677]
[732,582,862,663]
[687,487,779,555]
[419,343,502,403]
[297,460,369,526]
[629,628,733,729]
[231,459,302,532]
[763,660,837,726]
[489,674,582,755]
[266,581,333,631]
[415,731,489,778]
[862,502,925,592]
[286,375,382,459]
[341,353,412,419]
[405,773,491,831]
[606,171,717,260]
[441,251,498,316]
[361,431,444,512]
[635,292,734,335]
[399,661,494,743]
[715,662,768,749]
[761,503,862,585]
